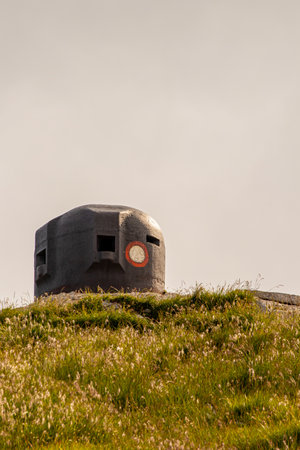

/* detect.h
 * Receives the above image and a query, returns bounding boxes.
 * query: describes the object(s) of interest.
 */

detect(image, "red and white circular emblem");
[125,241,149,267]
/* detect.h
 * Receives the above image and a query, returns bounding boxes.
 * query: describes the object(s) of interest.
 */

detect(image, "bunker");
[34,204,165,297]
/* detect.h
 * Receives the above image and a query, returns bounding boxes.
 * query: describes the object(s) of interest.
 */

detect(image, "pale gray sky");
[1,0,300,303]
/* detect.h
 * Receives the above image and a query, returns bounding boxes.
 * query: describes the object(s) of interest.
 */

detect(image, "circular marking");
[129,245,145,263]
[125,241,149,267]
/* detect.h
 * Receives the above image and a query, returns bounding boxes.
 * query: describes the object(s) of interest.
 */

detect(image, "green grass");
[0,288,299,449]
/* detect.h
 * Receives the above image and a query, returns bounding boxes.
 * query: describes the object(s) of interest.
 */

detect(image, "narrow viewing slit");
[146,235,160,246]
[36,249,46,266]
[97,235,115,252]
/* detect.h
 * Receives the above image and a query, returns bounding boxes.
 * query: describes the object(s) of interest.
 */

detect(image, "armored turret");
[34,204,165,297]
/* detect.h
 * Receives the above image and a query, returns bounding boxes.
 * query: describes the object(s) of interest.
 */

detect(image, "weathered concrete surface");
[34,205,165,297]
[252,290,300,306]
[251,290,300,314]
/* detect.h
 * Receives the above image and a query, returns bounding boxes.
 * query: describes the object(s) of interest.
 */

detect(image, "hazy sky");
[1,0,300,304]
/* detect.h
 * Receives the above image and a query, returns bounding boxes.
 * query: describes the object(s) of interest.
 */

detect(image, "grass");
[0,288,299,448]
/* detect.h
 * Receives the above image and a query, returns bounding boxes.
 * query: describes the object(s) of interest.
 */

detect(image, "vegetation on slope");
[0,288,300,449]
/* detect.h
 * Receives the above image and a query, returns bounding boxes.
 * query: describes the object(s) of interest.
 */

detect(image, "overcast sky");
[1,0,300,304]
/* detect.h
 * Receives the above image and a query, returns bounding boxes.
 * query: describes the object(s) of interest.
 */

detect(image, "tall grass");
[0,289,299,448]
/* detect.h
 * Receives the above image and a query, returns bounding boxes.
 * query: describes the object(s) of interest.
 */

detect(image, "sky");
[1,0,300,304]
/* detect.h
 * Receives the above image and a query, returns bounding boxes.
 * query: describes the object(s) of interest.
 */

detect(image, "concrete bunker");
[34,204,165,297]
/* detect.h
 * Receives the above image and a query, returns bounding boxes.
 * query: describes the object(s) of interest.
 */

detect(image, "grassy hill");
[0,288,300,449]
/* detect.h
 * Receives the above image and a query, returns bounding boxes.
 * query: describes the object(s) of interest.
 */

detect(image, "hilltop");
[0,288,300,449]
